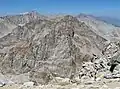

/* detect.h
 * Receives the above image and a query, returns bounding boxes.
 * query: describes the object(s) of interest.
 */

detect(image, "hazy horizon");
[0,0,120,18]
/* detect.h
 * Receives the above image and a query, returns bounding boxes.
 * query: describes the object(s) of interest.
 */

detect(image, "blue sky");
[0,0,120,18]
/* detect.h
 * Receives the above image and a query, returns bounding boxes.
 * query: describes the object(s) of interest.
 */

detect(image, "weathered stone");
[84,80,95,85]
[114,87,120,89]
[29,71,52,85]
[10,73,29,84]
[23,82,34,87]
[0,80,5,87]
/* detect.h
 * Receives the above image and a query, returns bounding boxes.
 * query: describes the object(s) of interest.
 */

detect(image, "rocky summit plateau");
[0,11,120,89]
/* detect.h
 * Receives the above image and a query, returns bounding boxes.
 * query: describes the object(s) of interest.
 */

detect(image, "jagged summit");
[0,11,46,26]
[0,10,40,17]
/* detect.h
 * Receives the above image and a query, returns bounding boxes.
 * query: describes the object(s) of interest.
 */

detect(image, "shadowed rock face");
[0,14,108,84]
[102,41,120,72]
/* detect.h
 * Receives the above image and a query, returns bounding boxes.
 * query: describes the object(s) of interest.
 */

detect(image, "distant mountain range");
[97,16,120,27]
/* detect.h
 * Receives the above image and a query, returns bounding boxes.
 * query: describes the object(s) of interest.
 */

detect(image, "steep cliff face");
[0,14,107,81]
